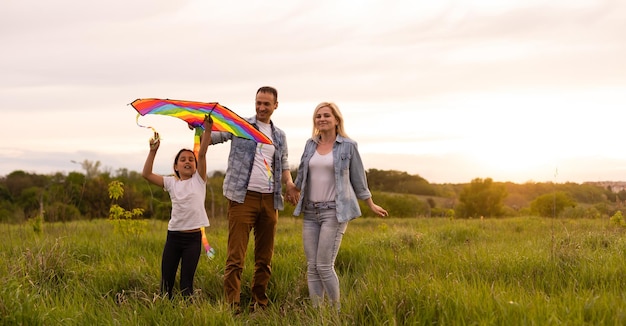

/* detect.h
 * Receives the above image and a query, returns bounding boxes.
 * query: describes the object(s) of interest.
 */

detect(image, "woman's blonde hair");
[311,102,349,141]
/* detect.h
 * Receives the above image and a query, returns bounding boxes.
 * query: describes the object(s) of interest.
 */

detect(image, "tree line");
[0,161,624,223]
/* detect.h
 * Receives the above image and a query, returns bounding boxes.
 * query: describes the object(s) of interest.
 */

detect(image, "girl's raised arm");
[142,132,164,187]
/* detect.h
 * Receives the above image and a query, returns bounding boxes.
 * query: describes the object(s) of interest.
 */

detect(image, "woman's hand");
[366,198,388,217]
[371,204,388,217]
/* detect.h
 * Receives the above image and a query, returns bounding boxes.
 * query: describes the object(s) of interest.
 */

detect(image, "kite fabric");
[130,98,273,156]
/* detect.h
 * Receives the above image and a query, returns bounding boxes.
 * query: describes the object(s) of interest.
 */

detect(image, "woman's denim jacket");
[293,135,372,223]
[210,116,289,210]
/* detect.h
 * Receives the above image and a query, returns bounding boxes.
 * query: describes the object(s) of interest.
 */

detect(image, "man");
[209,86,299,312]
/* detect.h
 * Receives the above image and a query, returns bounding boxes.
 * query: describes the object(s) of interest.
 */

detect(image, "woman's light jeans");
[303,202,348,311]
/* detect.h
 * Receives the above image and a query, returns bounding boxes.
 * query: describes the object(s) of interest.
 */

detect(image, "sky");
[1,0,625,184]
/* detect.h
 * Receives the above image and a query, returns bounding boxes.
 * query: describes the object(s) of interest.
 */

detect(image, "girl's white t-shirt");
[163,171,210,231]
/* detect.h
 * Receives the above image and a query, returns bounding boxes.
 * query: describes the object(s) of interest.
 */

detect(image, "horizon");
[2,0,626,184]
[2,157,625,186]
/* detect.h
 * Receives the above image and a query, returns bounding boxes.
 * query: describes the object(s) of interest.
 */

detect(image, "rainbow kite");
[131,98,274,260]
[130,98,273,155]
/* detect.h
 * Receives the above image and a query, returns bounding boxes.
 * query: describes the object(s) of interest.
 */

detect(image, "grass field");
[2,216,626,325]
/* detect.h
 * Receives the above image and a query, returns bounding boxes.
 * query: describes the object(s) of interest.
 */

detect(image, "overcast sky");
[1,0,625,184]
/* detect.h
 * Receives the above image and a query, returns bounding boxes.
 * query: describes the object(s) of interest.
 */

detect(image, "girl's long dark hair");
[173,149,197,179]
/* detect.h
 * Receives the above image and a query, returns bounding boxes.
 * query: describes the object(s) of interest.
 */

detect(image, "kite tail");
[201,227,215,259]
[194,127,202,159]
[135,113,157,133]
[194,112,212,159]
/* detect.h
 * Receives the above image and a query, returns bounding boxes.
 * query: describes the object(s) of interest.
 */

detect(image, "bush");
[610,210,624,227]
[45,202,81,222]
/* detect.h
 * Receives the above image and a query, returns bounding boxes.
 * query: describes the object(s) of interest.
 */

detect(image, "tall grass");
[1,217,626,325]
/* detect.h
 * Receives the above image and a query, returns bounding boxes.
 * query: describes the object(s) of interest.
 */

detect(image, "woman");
[142,115,212,299]
[292,102,387,310]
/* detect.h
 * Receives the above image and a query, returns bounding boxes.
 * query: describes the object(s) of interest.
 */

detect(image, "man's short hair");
[257,86,278,102]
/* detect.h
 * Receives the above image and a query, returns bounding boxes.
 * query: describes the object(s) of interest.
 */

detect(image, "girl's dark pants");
[161,230,202,299]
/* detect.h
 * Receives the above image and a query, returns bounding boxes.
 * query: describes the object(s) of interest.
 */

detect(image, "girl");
[142,115,212,299]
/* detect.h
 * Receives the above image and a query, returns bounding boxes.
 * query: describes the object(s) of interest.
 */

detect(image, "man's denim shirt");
[293,135,372,223]
[210,116,289,210]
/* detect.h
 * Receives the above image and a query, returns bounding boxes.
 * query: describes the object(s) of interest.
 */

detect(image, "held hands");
[285,190,300,206]
[285,182,300,206]
[149,132,160,151]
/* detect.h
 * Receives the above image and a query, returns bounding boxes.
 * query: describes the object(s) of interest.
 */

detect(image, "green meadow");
[2,216,626,325]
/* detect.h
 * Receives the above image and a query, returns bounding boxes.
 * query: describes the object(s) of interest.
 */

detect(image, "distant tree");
[426,198,436,209]
[81,176,111,219]
[66,172,87,214]
[73,159,101,179]
[45,202,81,222]
[503,192,527,212]
[529,191,576,217]
[457,178,507,218]
[366,169,436,196]
[0,183,11,202]
[3,166,626,221]
[561,182,608,204]
[593,202,611,217]
[0,201,21,223]
[45,173,81,222]
[17,186,41,219]
[5,171,47,200]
